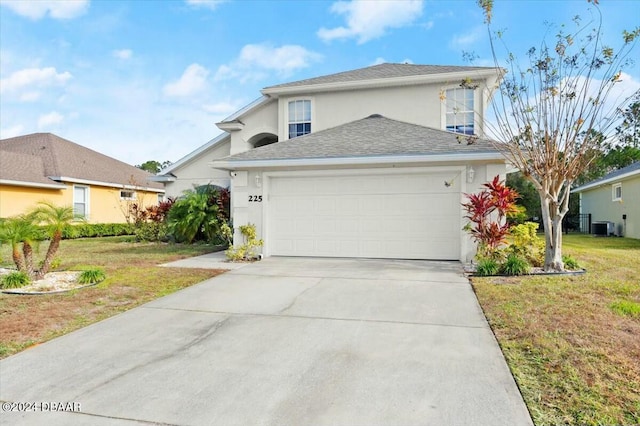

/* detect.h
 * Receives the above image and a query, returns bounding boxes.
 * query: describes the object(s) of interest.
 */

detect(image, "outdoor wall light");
[255,175,262,188]
[467,166,475,183]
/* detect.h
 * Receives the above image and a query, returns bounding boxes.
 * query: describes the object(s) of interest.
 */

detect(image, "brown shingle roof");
[0,133,163,190]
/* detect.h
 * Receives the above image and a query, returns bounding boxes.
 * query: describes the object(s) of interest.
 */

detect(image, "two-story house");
[153,63,506,261]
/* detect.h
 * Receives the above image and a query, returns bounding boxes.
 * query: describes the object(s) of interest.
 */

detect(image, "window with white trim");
[120,190,136,200]
[73,185,89,218]
[445,88,475,135]
[288,100,311,139]
[612,183,622,201]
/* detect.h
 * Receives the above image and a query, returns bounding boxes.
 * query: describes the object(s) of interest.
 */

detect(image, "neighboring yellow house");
[0,133,164,222]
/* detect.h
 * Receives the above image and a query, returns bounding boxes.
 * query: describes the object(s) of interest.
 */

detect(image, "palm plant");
[167,186,228,243]
[0,215,40,276]
[167,188,223,244]
[31,202,75,279]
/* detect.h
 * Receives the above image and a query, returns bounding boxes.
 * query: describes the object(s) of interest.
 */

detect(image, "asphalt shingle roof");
[221,115,499,162]
[0,133,163,189]
[574,161,640,191]
[264,63,496,90]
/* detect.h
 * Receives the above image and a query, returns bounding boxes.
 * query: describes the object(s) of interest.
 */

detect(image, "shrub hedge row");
[31,223,134,240]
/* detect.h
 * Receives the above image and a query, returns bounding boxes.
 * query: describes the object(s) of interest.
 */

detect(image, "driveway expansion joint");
[230,271,470,285]
[143,305,487,329]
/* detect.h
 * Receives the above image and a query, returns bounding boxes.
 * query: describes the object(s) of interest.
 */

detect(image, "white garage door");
[267,170,461,260]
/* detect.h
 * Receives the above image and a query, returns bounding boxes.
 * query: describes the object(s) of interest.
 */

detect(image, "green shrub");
[1,271,31,289]
[508,222,544,267]
[59,223,133,239]
[609,300,640,318]
[134,222,167,242]
[562,255,580,270]
[500,253,531,276]
[167,186,229,244]
[476,258,500,276]
[78,268,106,284]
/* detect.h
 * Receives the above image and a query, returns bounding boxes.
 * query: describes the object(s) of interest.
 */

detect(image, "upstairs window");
[288,100,311,139]
[445,88,475,135]
[612,183,622,201]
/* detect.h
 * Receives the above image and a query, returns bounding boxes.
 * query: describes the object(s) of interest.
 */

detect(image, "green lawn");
[473,234,640,425]
[0,236,225,359]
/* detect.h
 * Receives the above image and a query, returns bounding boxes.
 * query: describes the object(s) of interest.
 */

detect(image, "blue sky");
[1,0,639,166]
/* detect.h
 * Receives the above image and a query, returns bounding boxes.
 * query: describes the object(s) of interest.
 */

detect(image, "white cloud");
[0,0,89,20]
[163,63,210,97]
[38,111,64,128]
[19,92,41,102]
[215,43,322,81]
[0,67,72,95]
[318,0,423,44]
[449,26,484,49]
[113,49,133,60]
[185,0,226,10]
[0,124,24,139]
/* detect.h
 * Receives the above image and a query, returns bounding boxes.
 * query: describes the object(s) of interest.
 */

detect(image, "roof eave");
[49,176,165,193]
[148,175,176,182]
[261,69,500,97]
[572,169,640,193]
[158,133,230,175]
[210,152,504,170]
[220,95,273,122]
[0,179,68,190]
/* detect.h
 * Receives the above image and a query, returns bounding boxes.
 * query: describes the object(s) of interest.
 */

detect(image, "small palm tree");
[167,189,221,244]
[0,216,39,276]
[31,202,75,279]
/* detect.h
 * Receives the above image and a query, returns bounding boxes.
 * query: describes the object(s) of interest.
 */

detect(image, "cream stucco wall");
[275,80,492,142]
[0,183,161,223]
[163,140,232,199]
[226,78,494,156]
[229,102,279,155]
[580,175,640,239]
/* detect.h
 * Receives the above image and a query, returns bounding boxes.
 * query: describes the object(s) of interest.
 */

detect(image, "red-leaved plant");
[462,176,519,258]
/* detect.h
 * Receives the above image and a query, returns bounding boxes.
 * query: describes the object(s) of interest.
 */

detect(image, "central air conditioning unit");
[591,221,615,236]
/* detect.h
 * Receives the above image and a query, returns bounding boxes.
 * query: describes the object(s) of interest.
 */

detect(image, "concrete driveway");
[0,257,532,426]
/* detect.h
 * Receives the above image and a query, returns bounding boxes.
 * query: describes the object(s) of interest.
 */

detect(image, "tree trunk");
[11,244,25,272]
[36,232,61,280]
[539,192,565,272]
[22,241,35,279]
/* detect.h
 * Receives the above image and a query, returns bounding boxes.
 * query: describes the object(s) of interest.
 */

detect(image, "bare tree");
[477,0,639,271]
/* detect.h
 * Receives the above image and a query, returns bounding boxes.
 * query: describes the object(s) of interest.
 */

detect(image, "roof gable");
[263,63,497,92]
[158,133,230,176]
[217,114,499,163]
[0,133,163,190]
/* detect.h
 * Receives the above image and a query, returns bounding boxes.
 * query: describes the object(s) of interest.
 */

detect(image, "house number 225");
[249,195,263,202]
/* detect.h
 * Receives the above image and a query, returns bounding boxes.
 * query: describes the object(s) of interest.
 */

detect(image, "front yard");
[0,236,225,359]
[2,234,638,424]
[473,234,640,425]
